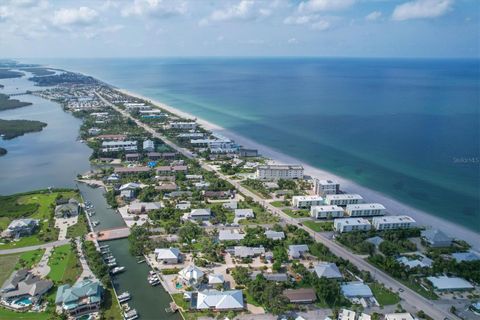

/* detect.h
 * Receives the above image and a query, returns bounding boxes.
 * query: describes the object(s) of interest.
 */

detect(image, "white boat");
[99,245,109,249]
[108,262,117,268]
[118,292,131,303]
[124,309,139,320]
[111,266,126,274]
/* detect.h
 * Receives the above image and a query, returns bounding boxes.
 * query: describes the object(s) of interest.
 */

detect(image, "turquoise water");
[30,58,480,232]
[14,297,32,306]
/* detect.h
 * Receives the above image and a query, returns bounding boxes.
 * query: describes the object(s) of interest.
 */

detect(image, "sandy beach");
[119,88,480,251]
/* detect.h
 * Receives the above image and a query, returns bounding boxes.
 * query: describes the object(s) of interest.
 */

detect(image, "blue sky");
[0,0,478,58]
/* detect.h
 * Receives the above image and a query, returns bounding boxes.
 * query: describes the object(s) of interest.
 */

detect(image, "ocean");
[30,58,480,232]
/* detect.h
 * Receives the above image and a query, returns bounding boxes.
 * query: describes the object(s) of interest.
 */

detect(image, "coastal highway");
[97,92,458,320]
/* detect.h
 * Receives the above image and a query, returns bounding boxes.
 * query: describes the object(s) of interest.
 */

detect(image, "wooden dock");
[86,227,131,241]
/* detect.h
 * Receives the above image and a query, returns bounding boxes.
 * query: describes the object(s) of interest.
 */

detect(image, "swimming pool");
[14,297,33,306]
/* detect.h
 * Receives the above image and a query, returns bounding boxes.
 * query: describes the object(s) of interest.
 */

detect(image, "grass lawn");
[239,205,279,225]
[370,282,400,306]
[270,201,286,208]
[15,249,45,270]
[102,287,123,320]
[0,308,52,320]
[303,220,333,232]
[0,253,21,285]
[66,213,89,238]
[0,235,45,250]
[48,243,81,284]
[283,208,309,218]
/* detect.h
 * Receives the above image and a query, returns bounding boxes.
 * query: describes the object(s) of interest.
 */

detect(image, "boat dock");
[86,227,131,241]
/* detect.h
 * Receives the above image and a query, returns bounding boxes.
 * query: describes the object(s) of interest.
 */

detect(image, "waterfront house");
[334,218,372,233]
[371,215,416,230]
[101,140,137,153]
[119,182,141,191]
[288,244,309,259]
[427,276,474,291]
[313,262,343,279]
[325,194,363,206]
[54,199,80,218]
[192,289,244,311]
[1,270,53,307]
[128,202,162,214]
[155,248,181,264]
[314,179,340,195]
[452,250,480,262]
[55,279,103,317]
[310,205,344,219]
[421,229,453,248]
[282,288,316,304]
[178,265,205,287]
[345,203,386,217]
[292,195,324,209]
[218,230,245,242]
[120,189,135,201]
[239,148,258,157]
[143,139,155,152]
[264,230,285,240]
[255,164,304,181]
[1,219,39,239]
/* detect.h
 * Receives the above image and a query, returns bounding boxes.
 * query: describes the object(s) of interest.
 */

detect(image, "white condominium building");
[372,215,416,230]
[292,195,324,209]
[314,179,340,195]
[101,140,137,152]
[334,218,371,233]
[310,205,344,219]
[169,122,197,130]
[325,194,363,206]
[255,164,304,181]
[345,203,386,217]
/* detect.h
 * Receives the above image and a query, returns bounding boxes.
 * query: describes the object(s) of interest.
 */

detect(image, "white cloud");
[298,0,355,14]
[0,6,12,21]
[365,11,382,21]
[392,0,453,21]
[311,19,330,30]
[287,37,298,44]
[199,0,270,26]
[52,6,98,27]
[284,15,317,25]
[122,0,187,18]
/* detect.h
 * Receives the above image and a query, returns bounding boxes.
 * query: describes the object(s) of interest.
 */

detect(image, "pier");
[86,227,131,241]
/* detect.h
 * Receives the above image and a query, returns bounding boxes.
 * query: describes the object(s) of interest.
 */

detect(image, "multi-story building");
[372,215,416,230]
[142,139,155,152]
[169,122,197,130]
[325,194,363,206]
[345,203,386,217]
[101,140,137,152]
[314,179,340,195]
[310,205,344,219]
[292,195,324,209]
[334,217,372,233]
[255,164,304,180]
[55,280,103,317]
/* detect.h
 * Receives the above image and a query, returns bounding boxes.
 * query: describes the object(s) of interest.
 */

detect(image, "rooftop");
[372,215,415,224]
[195,289,244,310]
[427,276,474,290]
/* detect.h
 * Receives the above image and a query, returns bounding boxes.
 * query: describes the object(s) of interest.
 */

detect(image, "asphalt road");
[0,239,70,255]
[98,92,457,320]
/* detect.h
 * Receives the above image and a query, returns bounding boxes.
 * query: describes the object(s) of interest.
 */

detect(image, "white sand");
[119,88,480,250]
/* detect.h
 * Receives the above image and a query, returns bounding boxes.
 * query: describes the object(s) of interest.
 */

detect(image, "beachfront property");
[421,229,453,248]
[128,202,162,214]
[324,194,363,206]
[177,132,204,139]
[168,121,197,130]
[55,279,103,317]
[190,136,238,154]
[371,215,416,230]
[155,248,181,264]
[218,230,245,242]
[334,218,372,233]
[178,265,205,287]
[185,208,212,221]
[314,179,340,195]
[234,208,254,219]
[139,109,165,118]
[313,262,343,279]
[452,250,480,263]
[288,244,309,259]
[233,246,265,258]
[54,198,80,218]
[345,203,386,217]
[427,276,474,291]
[238,148,258,157]
[282,288,317,304]
[124,102,150,111]
[264,230,285,240]
[1,218,39,239]
[101,140,137,152]
[255,164,304,180]
[142,139,155,152]
[292,195,324,209]
[192,289,244,311]
[1,270,53,309]
[310,205,344,219]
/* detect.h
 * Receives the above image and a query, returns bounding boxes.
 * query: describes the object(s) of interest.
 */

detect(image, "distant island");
[30,71,100,86]
[0,147,6,157]
[0,93,33,111]
[0,119,47,139]
[0,68,24,79]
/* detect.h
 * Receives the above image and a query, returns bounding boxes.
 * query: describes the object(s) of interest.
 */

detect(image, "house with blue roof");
[55,279,103,316]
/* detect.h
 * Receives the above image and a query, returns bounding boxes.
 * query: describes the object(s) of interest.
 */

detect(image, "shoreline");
[118,88,480,251]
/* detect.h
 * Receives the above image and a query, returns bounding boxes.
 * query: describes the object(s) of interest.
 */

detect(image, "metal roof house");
[178,265,205,286]
[54,199,80,218]
[218,230,245,242]
[155,248,181,264]
[341,282,373,298]
[192,289,244,311]
[397,254,433,269]
[313,262,343,279]
[288,244,310,259]
[208,274,225,285]
[264,230,285,240]
[187,208,212,221]
[421,229,453,248]
[234,246,265,258]
[427,276,474,291]
[55,279,103,316]
[1,269,53,306]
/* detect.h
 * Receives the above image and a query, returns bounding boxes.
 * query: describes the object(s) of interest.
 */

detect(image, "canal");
[0,73,181,320]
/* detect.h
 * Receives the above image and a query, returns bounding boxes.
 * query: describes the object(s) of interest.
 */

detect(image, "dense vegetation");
[82,240,110,286]
[0,93,32,111]
[0,68,23,79]
[0,119,47,139]
[30,72,100,86]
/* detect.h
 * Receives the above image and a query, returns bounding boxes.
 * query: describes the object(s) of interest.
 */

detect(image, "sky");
[0,0,479,58]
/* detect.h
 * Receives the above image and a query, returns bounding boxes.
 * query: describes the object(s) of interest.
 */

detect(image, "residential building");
[334,218,371,233]
[178,265,205,286]
[234,208,254,219]
[372,215,416,230]
[397,254,433,269]
[255,164,304,181]
[169,122,197,130]
[156,182,177,191]
[250,272,289,282]
[208,274,225,285]
[187,208,211,221]
[421,229,453,248]
[365,236,384,248]
[338,309,356,320]
[218,230,245,242]
[452,250,480,262]
[314,179,340,195]
[143,139,155,152]
[292,195,324,209]
[96,134,126,141]
[193,289,244,311]
[282,288,316,303]
[238,148,258,157]
[325,194,363,206]
[1,270,53,305]
[310,205,344,219]
[155,248,181,264]
[177,132,204,139]
[176,201,191,210]
[222,200,238,210]
[55,279,103,317]
[427,276,474,291]
[341,282,373,299]
[203,190,232,199]
[313,262,343,279]
[264,230,285,240]
[384,313,415,320]
[101,140,137,152]
[234,246,265,258]
[114,166,150,175]
[119,182,141,191]
[288,244,309,259]
[128,202,162,214]
[88,128,101,135]
[1,219,39,239]
[125,153,140,162]
[156,165,188,176]
[54,199,80,218]
[345,203,386,217]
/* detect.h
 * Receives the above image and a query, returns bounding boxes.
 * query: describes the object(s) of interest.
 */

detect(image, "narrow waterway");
[0,72,180,319]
